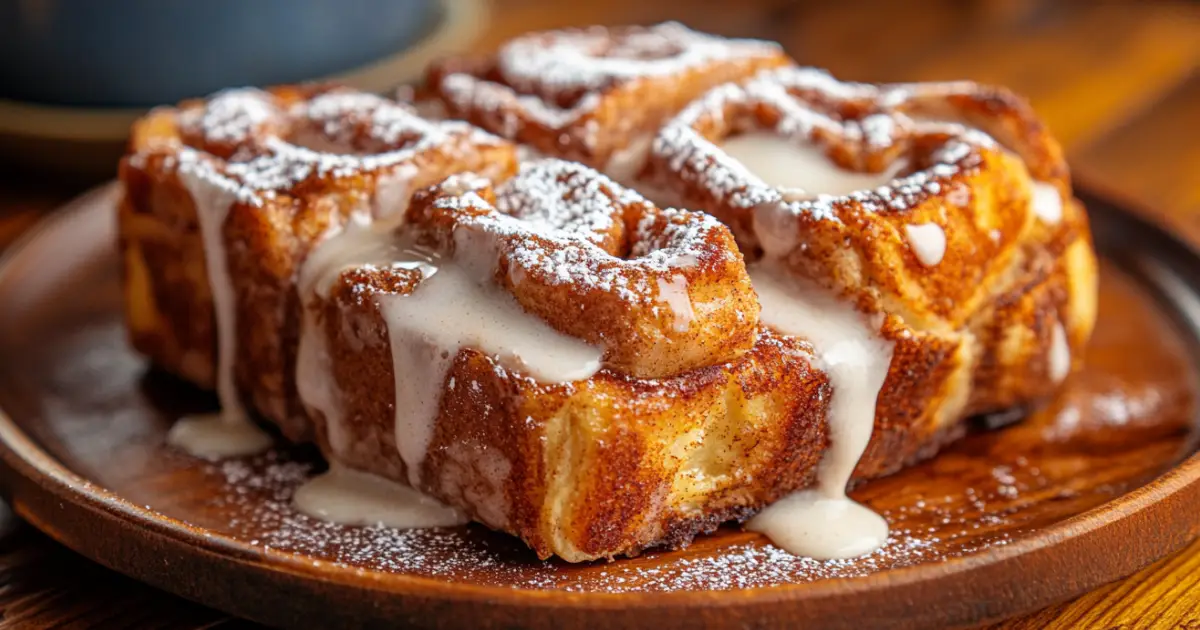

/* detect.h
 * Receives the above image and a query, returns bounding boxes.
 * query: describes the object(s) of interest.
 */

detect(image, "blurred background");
[0,0,1197,229]
[2,0,1195,242]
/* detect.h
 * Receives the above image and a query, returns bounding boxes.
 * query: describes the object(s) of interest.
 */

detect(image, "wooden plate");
[0,185,1198,630]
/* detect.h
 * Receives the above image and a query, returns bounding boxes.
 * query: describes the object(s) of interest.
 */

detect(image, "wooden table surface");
[2,0,1200,627]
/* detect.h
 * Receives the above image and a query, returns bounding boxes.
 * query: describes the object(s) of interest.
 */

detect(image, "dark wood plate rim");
[0,183,1199,627]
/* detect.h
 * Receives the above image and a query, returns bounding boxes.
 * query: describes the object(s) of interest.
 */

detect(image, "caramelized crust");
[119,85,517,439]
[645,67,1098,424]
[402,161,760,377]
[320,266,833,560]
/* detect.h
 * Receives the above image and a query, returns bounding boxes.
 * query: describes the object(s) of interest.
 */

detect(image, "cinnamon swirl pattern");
[426,22,790,181]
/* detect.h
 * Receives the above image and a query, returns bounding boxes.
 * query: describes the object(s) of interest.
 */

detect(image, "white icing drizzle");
[379,226,603,486]
[654,275,696,333]
[167,165,272,460]
[295,304,345,452]
[653,67,996,225]
[745,264,893,559]
[721,132,906,198]
[156,87,509,462]
[1049,321,1071,383]
[1032,181,1063,225]
[904,223,947,267]
[721,114,899,558]
[300,214,436,300]
[294,463,465,528]
[373,165,419,218]
[296,215,437,458]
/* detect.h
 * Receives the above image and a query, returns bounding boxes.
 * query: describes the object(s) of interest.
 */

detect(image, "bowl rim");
[0,0,484,142]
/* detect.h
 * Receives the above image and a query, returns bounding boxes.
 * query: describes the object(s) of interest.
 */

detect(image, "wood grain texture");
[985,536,1200,629]
[0,529,242,630]
[0,0,1198,627]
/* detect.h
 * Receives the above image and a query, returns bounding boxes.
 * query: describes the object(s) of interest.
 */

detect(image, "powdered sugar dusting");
[179,88,278,145]
[433,159,721,305]
[153,87,506,212]
[496,22,780,103]
[195,448,1024,592]
[439,22,781,142]
[495,159,637,244]
[294,91,487,151]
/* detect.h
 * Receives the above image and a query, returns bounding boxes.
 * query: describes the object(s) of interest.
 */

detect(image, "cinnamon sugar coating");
[402,160,759,377]
[119,84,517,439]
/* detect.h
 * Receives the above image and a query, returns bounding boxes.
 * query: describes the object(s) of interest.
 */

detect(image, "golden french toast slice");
[298,159,1033,561]
[302,161,821,560]
[119,84,517,440]
[317,281,832,560]
[645,67,1098,429]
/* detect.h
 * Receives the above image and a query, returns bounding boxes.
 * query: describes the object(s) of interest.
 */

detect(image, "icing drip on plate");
[721,128,896,559]
[166,412,272,461]
[167,167,271,460]
[293,463,465,528]
[745,264,894,560]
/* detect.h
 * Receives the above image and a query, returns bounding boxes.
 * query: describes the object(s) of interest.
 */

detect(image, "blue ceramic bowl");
[0,0,439,107]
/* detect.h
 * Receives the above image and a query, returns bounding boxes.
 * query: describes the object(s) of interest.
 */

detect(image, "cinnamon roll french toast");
[120,84,517,446]
[118,24,1098,562]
